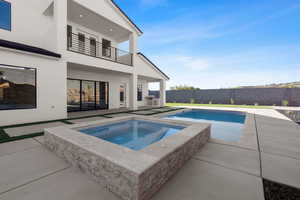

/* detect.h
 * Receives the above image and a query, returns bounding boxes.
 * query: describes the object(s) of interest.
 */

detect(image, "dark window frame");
[67,25,72,48]
[67,78,109,112]
[0,0,11,31]
[0,64,37,111]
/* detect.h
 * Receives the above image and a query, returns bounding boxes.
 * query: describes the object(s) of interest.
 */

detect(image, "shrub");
[230,98,235,105]
[282,100,289,106]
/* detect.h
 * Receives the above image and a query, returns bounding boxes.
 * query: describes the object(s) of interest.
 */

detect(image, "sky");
[115,0,300,89]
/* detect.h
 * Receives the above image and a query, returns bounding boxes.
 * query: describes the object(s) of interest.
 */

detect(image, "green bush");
[282,100,289,106]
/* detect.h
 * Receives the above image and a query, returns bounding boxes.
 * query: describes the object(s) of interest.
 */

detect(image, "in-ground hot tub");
[44,116,210,200]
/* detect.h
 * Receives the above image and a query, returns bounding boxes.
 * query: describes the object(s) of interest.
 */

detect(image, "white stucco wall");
[0,49,67,126]
[67,67,132,109]
[0,0,56,51]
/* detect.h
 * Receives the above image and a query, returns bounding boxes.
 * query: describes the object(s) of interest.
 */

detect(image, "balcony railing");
[67,33,133,66]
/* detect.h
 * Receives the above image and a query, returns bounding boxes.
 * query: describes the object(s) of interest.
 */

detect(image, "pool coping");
[43,116,210,200]
[154,108,258,151]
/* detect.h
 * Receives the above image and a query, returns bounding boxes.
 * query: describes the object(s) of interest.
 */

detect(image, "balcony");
[67,32,133,66]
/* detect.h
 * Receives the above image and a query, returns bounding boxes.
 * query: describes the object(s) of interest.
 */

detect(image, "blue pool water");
[80,120,185,150]
[165,110,246,142]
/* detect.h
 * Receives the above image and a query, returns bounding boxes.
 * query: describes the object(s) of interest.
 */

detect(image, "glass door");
[67,79,81,112]
[120,83,126,107]
[81,81,95,110]
[96,82,109,109]
[67,79,109,112]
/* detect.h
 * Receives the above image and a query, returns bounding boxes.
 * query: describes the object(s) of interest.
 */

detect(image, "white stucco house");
[0,0,169,126]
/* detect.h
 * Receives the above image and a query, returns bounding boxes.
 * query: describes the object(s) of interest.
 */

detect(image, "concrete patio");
[0,108,299,200]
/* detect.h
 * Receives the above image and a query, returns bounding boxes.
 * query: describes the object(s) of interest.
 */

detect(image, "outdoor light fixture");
[79,14,83,18]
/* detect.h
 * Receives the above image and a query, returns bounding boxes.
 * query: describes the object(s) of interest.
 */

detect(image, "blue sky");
[115,0,300,89]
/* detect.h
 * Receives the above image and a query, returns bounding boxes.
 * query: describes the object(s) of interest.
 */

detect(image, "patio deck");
[0,107,299,200]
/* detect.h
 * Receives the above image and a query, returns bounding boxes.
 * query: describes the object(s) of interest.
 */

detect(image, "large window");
[0,0,11,31]
[0,64,36,110]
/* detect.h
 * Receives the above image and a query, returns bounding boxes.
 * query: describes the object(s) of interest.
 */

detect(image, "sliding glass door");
[96,82,109,109]
[67,79,109,112]
[67,79,81,112]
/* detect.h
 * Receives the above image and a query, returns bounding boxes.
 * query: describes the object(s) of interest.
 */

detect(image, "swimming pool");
[164,109,246,142]
[80,120,185,150]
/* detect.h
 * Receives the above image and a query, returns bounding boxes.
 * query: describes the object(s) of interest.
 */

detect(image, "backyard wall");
[149,88,300,106]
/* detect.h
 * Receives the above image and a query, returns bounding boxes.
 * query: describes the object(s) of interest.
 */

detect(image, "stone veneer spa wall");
[44,116,210,200]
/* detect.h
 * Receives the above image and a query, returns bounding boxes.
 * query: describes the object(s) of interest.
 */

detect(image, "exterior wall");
[0,50,67,126]
[0,0,56,51]
[67,21,118,48]
[0,0,167,127]
[135,56,165,80]
[150,88,300,106]
[67,67,131,109]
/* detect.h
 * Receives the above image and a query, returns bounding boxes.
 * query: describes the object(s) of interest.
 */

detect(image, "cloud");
[148,45,300,89]
[140,3,300,48]
[151,54,211,71]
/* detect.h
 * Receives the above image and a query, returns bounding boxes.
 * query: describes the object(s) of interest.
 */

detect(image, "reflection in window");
[0,65,36,110]
[67,79,81,112]
[0,0,11,31]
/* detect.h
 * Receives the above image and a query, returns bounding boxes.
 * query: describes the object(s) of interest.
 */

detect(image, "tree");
[170,85,200,90]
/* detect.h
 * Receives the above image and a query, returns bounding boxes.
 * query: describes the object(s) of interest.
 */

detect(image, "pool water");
[165,110,245,142]
[80,120,185,150]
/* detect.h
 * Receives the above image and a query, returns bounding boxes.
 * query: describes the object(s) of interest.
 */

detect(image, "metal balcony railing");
[67,33,133,66]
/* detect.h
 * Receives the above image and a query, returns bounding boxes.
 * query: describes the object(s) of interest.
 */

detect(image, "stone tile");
[67,116,107,124]
[194,142,260,176]
[131,110,158,115]
[256,115,300,160]
[0,146,69,194]
[152,159,264,200]
[104,113,134,118]
[0,139,40,158]
[261,153,300,189]
[0,167,120,200]
[33,136,45,144]
[4,122,66,137]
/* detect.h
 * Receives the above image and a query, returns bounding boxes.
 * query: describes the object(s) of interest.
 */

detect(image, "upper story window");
[0,0,11,31]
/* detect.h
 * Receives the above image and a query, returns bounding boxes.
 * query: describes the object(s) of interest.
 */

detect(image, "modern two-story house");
[0,0,169,126]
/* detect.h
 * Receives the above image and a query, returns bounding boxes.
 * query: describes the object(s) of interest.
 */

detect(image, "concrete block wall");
[149,88,300,106]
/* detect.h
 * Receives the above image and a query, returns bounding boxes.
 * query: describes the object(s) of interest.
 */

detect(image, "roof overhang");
[0,39,61,58]
[138,53,170,80]
[109,0,143,36]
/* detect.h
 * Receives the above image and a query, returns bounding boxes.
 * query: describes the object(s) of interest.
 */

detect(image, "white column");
[54,0,67,54]
[129,73,138,110]
[129,33,137,66]
[160,79,166,107]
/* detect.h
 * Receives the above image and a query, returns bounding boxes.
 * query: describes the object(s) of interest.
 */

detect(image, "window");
[78,33,85,53]
[67,25,72,48]
[137,84,143,101]
[0,64,36,110]
[0,0,11,31]
[102,39,111,57]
